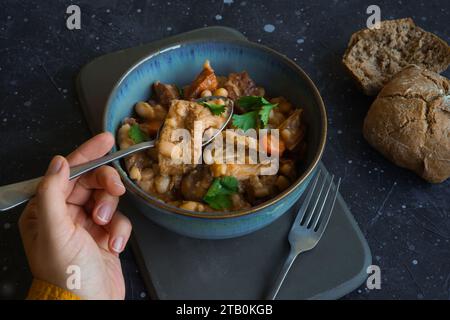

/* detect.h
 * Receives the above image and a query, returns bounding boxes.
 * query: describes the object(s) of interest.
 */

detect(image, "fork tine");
[314,177,341,235]
[291,170,321,230]
[303,171,329,227]
[311,175,334,230]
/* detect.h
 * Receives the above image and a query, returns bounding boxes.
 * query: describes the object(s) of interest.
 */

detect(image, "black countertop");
[0,0,449,300]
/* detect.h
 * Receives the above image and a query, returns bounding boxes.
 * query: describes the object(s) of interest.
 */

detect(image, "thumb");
[37,155,73,237]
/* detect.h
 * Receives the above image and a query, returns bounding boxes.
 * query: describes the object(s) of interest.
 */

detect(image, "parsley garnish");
[231,110,259,132]
[232,96,277,131]
[128,124,149,144]
[237,96,273,111]
[203,176,239,210]
[201,102,226,116]
[259,104,276,127]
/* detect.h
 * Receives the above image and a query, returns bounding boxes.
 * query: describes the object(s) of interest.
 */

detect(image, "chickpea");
[141,168,155,181]
[280,160,295,177]
[154,175,171,194]
[279,101,293,114]
[130,166,142,181]
[213,87,228,97]
[254,186,270,198]
[255,87,265,97]
[179,201,200,211]
[135,102,167,121]
[200,89,212,97]
[118,124,133,149]
[275,175,290,190]
[158,141,176,158]
[139,180,153,194]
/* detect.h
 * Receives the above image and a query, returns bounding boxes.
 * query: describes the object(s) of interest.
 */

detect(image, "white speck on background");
[24,18,28,22]
[106,9,111,13]
[412,259,418,265]
[401,205,406,209]
[240,1,247,6]
[215,14,222,20]
[3,118,7,122]
[137,8,142,13]
[3,223,10,229]
[296,38,305,44]
[140,291,146,298]
[24,100,32,107]
[224,0,234,4]
[348,160,353,164]
[263,24,275,32]
[167,26,172,31]
[337,130,343,134]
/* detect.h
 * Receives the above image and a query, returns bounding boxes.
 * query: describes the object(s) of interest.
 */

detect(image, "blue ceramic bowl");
[104,39,327,239]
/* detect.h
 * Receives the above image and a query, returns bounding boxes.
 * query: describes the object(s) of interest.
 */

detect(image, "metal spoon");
[0,96,234,211]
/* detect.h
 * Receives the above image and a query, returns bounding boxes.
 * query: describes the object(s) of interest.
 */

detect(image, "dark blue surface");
[0,0,449,299]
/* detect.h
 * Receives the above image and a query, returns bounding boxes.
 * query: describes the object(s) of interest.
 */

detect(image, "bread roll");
[363,65,450,183]
[343,18,450,96]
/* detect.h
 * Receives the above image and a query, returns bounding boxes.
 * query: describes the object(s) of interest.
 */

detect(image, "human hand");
[19,132,132,300]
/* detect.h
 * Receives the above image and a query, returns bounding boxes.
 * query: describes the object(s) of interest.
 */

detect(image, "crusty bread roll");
[343,18,450,96]
[363,65,450,183]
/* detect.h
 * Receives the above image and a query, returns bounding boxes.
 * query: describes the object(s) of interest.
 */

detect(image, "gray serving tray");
[76,26,371,300]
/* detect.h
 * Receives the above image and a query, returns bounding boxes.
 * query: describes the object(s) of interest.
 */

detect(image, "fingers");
[103,211,132,254]
[67,165,125,205]
[66,132,115,166]
[92,189,120,225]
[36,156,74,238]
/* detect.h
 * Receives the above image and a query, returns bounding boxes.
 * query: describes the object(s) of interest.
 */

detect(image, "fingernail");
[112,237,124,253]
[113,178,125,192]
[97,204,113,223]
[47,156,64,175]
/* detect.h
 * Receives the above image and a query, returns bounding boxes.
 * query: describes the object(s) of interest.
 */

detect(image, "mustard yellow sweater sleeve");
[27,279,81,300]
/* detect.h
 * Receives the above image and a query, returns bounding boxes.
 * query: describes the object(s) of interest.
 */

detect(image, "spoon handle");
[0,140,155,212]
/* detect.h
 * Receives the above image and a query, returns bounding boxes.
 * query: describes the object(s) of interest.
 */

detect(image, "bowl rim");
[103,38,327,219]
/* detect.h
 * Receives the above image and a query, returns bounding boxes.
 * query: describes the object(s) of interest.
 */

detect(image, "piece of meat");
[210,161,278,180]
[153,81,180,107]
[157,99,229,176]
[244,175,278,198]
[224,71,264,104]
[184,60,218,98]
[181,165,213,201]
[278,109,305,151]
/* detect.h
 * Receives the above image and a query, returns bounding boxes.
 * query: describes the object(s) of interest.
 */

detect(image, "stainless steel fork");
[266,170,341,300]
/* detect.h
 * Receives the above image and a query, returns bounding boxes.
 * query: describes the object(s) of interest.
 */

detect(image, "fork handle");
[266,250,299,300]
[0,140,155,212]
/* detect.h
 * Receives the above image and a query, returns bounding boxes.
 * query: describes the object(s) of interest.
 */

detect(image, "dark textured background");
[0,0,449,300]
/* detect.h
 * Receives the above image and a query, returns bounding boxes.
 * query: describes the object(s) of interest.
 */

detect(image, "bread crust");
[343,18,450,96]
[363,65,450,183]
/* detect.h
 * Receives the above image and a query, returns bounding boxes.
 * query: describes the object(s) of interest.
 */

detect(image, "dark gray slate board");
[76,26,371,300]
